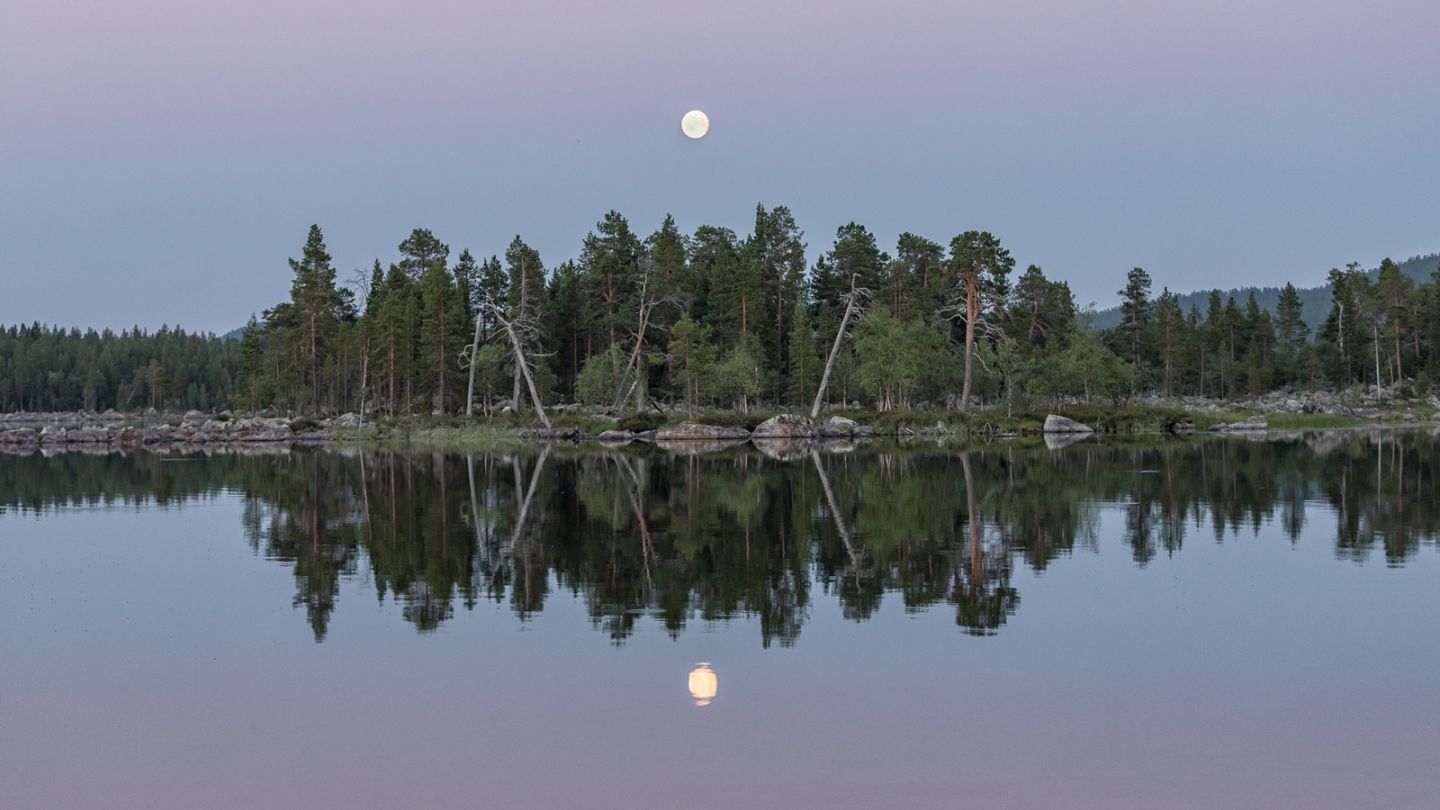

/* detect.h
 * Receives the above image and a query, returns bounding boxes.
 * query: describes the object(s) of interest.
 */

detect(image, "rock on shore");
[0,414,341,448]
[752,414,816,439]
[1211,415,1269,432]
[654,423,752,441]
[1042,414,1094,434]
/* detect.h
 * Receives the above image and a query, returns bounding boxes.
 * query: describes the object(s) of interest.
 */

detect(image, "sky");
[2,0,1438,333]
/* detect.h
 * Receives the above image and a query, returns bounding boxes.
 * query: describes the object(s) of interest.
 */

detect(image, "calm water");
[2,432,1438,809]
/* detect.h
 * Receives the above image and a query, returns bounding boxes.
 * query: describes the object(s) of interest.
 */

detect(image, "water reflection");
[2,430,1438,644]
[688,663,718,707]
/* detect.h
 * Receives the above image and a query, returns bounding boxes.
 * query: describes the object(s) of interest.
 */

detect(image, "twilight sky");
[2,0,1437,332]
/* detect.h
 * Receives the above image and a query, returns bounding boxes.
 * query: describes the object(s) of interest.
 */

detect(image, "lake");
[2,431,1438,809]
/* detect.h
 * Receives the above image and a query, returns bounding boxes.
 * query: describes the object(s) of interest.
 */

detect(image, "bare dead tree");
[462,303,551,427]
[811,449,866,581]
[811,274,870,419]
[462,310,485,417]
[613,453,655,593]
[347,268,375,426]
[614,257,684,412]
[509,445,551,553]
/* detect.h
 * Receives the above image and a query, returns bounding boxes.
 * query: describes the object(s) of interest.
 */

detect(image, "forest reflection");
[2,430,1437,644]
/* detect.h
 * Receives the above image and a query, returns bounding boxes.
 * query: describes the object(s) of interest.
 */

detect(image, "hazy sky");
[3,0,1437,332]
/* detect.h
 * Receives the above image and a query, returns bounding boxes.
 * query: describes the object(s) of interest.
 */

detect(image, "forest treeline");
[3,207,1439,414]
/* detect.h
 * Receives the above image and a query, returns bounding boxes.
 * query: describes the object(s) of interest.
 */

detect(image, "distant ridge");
[1089,253,1440,331]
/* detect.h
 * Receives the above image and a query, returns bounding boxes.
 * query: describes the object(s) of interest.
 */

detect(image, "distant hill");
[1090,253,1440,331]
[220,326,247,342]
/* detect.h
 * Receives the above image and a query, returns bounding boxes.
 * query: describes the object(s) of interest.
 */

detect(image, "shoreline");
[3,403,1437,455]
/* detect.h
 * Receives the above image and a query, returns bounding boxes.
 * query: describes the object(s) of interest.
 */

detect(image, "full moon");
[688,663,717,706]
[681,109,709,139]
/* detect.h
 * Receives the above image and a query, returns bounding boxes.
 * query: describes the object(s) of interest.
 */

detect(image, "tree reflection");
[3,429,1438,643]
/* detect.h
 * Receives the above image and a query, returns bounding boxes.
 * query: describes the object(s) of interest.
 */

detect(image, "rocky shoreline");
[4,395,1438,455]
[0,410,361,450]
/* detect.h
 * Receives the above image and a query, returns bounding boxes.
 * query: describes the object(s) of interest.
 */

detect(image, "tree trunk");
[512,361,522,414]
[504,318,550,428]
[959,278,978,413]
[1373,322,1382,392]
[811,275,859,419]
[465,313,484,416]
[1395,328,1403,384]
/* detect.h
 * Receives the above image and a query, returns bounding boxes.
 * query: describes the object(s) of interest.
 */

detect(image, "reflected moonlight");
[688,663,717,706]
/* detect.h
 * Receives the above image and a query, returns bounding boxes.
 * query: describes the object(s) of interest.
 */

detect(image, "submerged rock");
[1042,414,1094,434]
[752,414,816,439]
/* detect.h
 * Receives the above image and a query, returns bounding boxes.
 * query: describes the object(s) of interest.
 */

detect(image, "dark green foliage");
[0,323,240,412]
[4,214,1437,417]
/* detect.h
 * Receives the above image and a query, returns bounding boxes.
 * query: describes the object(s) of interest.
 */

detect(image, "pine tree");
[504,236,547,410]
[1274,282,1308,387]
[397,228,449,280]
[784,295,818,407]
[280,225,351,412]
[693,225,749,349]
[947,231,1014,411]
[668,315,715,416]
[418,262,468,413]
[1154,289,1184,396]
[1117,267,1153,374]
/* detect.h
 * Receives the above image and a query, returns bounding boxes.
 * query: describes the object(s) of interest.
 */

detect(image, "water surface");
[2,432,1438,808]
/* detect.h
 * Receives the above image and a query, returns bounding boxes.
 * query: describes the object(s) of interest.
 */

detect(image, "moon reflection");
[688,663,717,706]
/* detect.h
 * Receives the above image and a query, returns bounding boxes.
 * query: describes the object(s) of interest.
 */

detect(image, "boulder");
[39,425,67,443]
[596,430,634,445]
[67,426,111,443]
[752,414,816,439]
[0,428,38,445]
[654,423,751,441]
[1042,414,1094,434]
[817,415,875,438]
[1211,415,1269,432]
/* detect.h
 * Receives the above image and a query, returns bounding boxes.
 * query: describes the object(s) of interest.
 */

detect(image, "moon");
[688,663,717,706]
[681,109,709,139]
